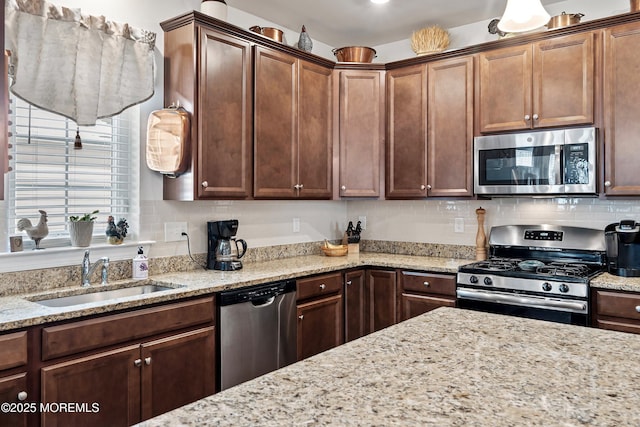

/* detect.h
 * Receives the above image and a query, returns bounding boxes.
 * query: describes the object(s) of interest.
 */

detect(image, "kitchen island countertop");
[138,307,640,427]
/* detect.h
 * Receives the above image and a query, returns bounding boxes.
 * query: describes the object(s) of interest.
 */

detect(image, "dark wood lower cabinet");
[399,293,456,322]
[297,294,343,361]
[398,271,457,322]
[0,373,28,427]
[366,269,397,334]
[344,269,366,342]
[592,289,640,334]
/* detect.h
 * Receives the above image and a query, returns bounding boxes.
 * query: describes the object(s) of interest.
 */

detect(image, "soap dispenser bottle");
[133,246,149,279]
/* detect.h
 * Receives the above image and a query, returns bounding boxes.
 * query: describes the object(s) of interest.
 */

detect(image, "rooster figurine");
[105,216,129,245]
[17,210,49,249]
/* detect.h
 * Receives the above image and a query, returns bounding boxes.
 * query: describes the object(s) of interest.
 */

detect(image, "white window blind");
[7,95,133,247]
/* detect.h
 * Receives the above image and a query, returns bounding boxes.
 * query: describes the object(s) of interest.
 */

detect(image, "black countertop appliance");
[605,220,640,277]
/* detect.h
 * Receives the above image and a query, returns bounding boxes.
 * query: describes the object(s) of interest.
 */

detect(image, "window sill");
[0,240,155,273]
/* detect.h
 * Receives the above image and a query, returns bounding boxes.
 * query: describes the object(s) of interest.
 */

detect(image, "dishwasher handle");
[252,296,276,307]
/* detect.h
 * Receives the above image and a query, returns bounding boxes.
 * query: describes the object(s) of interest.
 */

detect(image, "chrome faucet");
[81,250,109,287]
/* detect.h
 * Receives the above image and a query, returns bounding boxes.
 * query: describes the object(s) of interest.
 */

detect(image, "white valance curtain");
[5,0,156,126]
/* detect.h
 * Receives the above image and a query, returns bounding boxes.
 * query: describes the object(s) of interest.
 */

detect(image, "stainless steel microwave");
[474,127,597,196]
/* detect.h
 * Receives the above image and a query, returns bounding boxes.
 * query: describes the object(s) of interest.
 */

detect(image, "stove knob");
[559,284,570,293]
[542,282,552,292]
[469,276,479,284]
[483,277,493,286]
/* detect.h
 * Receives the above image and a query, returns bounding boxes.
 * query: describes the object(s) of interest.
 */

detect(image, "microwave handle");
[555,145,563,185]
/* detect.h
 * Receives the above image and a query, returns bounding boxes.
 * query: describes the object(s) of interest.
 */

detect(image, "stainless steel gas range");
[456,225,606,326]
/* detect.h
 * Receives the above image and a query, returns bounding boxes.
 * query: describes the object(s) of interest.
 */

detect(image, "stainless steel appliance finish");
[474,127,597,196]
[456,224,606,325]
[218,280,297,391]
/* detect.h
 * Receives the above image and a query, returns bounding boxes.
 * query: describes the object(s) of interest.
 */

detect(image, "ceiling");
[226,0,566,47]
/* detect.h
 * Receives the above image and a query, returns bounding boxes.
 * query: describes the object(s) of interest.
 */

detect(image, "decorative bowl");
[321,244,348,257]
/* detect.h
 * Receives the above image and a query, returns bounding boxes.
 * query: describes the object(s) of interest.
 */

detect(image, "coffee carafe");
[207,219,247,270]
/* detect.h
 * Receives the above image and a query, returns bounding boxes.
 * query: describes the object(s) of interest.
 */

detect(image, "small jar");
[201,0,227,21]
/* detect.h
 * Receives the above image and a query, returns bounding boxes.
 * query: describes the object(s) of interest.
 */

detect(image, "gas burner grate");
[536,262,591,278]
[470,259,518,271]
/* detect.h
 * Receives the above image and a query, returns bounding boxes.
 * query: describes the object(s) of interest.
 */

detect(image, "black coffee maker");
[605,220,640,277]
[207,219,247,271]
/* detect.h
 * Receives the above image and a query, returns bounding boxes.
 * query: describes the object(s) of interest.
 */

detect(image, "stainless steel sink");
[32,284,176,308]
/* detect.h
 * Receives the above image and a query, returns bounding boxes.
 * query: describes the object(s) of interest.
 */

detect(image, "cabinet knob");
[346,280,352,286]
[423,281,430,287]
[420,185,426,190]
[604,181,612,187]
[426,184,432,190]
[17,391,27,401]
[145,357,152,365]
[134,359,142,367]
[532,114,539,121]
[524,115,531,121]
[201,181,208,188]
[319,283,326,290]
[298,314,304,320]
[299,184,304,189]
[341,185,346,191]
[636,306,640,313]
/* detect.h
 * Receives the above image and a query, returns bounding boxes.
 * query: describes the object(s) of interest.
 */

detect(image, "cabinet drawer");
[400,271,455,297]
[0,331,28,371]
[42,297,215,361]
[595,290,640,321]
[297,272,342,301]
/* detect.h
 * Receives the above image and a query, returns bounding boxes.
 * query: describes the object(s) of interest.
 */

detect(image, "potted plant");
[68,210,99,247]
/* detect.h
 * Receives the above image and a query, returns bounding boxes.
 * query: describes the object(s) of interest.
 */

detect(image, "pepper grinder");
[475,207,487,261]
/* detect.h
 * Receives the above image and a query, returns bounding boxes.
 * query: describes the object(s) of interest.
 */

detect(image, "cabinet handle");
[341,185,346,191]
[532,114,539,121]
[145,357,152,365]
[604,181,612,187]
[636,306,640,313]
[298,314,304,320]
[319,283,326,290]
[420,185,426,190]
[524,115,531,121]
[299,184,304,189]
[346,280,352,286]
[426,184,432,190]
[17,391,27,401]
[423,281,430,287]
[134,359,142,367]
[201,181,208,188]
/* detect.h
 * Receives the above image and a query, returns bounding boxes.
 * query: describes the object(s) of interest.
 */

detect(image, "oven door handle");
[456,288,587,313]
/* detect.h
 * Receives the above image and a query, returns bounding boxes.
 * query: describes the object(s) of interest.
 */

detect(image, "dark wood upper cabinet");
[162,23,253,200]
[386,56,473,199]
[603,21,640,196]
[338,70,385,198]
[478,32,595,133]
[254,47,332,199]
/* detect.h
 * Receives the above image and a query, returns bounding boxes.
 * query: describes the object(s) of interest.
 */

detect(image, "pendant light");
[497,0,551,33]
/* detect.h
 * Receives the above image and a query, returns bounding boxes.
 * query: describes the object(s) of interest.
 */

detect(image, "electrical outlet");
[454,218,464,233]
[292,217,300,233]
[358,216,367,230]
[164,222,188,242]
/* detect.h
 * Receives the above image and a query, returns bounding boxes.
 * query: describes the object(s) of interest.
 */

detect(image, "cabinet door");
[603,22,640,195]
[344,269,366,342]
[254,46,297,198]
[365,269,397,334]
[297,60,333,199]
[141,327,215,420]
[338,70,384,198]
[427,56,474,197]
[386,65,427,198]
[0,373,28,427]
[41,345,141,427]
[297,294,343,361]
[478,44,532,133]
[533,32,595,129]
[399,293,456,322]
[198,28,253,199]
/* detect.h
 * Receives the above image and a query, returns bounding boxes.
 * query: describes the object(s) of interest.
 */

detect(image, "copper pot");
[249,26,284,43]
[546,12,584,29]
[332,46,377,63]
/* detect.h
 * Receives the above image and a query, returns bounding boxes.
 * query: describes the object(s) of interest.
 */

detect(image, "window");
[7,95,135,248]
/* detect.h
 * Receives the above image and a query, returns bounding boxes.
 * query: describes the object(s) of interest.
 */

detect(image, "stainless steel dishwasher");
[217,279,297,390]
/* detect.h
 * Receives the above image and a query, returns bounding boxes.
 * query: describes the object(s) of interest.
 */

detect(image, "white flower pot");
[69,221,94,247]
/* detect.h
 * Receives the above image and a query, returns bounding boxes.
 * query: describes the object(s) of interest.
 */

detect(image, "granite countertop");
[0,253,467,332]
[1,251,640,333]
[138,307,640,427]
